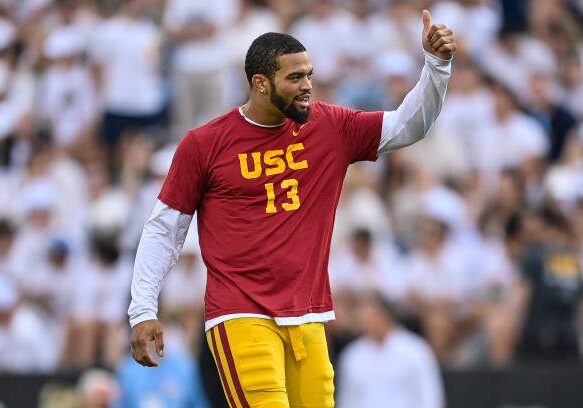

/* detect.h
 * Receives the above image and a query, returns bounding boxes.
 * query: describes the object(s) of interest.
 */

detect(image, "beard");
[270,84,311,124]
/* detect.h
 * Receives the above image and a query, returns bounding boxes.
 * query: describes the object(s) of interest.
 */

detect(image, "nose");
[300,76,312,92]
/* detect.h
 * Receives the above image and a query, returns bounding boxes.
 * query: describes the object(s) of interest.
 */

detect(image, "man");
[337,290,444,408]
[129,10,455,408]
[517,207,583,361]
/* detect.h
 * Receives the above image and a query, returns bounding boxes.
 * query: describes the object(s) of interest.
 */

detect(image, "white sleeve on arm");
[378,51,452,154]
[128,200,193,327]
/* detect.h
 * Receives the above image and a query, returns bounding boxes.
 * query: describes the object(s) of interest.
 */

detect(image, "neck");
[371,321,394,343]
[242,98,286,127]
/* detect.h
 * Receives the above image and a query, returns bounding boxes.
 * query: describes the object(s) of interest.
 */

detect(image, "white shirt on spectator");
[161,253,206,312]
[31,256,82,320]
[223,4,281,65]
[222,4,281,105]
[290,8,355,83]
[437,87,494,171]
[338,329,444,408]
[163,0,238,73]
[544,161,583,208]
[37,63,97,146]
[0,305,55,373]
[341,11,390,62]
[368,6,421,55]
[431,0,501,55]
[333,187,393,248]
[478,111,548,173]
[473,239,518,300]
[329,241,409,303]
[11,226,58,292]
[0,62,35,141]
[406,241,471,304]
[478,36,557,102]
[89,15,163,115]
[73,257,132,324]
[564,82,583,119]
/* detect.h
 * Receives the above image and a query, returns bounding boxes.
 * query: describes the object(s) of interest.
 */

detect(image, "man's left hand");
[422,10,457,60]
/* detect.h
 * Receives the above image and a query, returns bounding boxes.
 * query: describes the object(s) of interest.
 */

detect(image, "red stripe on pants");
[210,327,239,408]
[218,322,251,408]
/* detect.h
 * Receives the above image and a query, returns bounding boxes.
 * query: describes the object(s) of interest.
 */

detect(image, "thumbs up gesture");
[422,10,456,60]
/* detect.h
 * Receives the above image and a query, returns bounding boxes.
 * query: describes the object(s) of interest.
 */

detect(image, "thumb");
[422,9,431,33]
[154,329,165,357]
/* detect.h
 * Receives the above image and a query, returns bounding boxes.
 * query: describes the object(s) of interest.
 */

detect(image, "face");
[268,52,313,124]
[417,217,447,253]
[354,294,391,340]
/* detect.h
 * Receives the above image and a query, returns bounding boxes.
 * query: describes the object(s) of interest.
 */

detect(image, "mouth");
[294,94,311,109]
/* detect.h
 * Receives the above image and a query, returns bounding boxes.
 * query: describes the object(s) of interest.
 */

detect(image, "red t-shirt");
[159,102,383,321]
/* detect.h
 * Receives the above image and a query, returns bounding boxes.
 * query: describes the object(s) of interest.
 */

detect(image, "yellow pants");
[206,318,335,408]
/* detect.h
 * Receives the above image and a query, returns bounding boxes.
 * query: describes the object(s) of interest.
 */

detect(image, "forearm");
[378,51,452,153]
[128,200,192,327]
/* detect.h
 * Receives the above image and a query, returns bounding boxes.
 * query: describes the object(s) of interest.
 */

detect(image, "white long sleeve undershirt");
[128,201,192,327]
[128,51,452,328]
[378,51,451,153]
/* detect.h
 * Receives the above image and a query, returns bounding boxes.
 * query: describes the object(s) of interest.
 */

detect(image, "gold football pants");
[206,318,335,408]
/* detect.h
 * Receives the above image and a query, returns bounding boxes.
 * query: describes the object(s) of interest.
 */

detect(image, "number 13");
[264,178,300,213]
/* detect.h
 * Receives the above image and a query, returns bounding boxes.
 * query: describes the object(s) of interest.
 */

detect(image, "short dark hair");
[244,32,306,84]
[361,290,398,320]
[352,227,372,245]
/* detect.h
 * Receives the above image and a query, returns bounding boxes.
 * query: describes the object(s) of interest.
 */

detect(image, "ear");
[251,74,270,95]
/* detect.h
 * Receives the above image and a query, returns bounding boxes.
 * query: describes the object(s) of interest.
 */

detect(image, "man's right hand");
[130,319,164,367]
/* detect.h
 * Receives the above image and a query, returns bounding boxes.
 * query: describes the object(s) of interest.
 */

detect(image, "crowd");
[1,0,583,406]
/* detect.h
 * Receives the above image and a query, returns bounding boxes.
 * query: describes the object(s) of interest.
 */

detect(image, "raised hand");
[130,319,165,367]
[422,10,456,60]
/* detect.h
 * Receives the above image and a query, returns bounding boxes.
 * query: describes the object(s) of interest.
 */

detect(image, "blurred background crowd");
[1,0,583,406]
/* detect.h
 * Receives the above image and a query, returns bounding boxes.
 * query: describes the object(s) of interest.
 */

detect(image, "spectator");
[114,347,209,408]
[528,71,577,162]
[89,0,165,154]
[404,189,474,364]
[38,27,98,150]
[561,55,583,119]
[290,0,354,85]
[0,17,35,169]
[121,140,174,255]
[163,0,238,137]
[160,229,206,356]
[328,225,409,366]
[477,80,548,200]
[11,177,63,292]
[330,227,407,303]
[76,369,119,408]
[0,218,19,283]
[517,207,583,361]
[472,211,525,366]
[431,0,501,56]
[223,0,282,106]
[0,278,51,373]
[337,290,444,408]
[26,237,79,370]
[478,25,557,102]
[69,231,131,369]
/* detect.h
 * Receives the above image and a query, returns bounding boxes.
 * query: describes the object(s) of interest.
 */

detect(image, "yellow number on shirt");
[264,179,301,213]
[281,179,300,211]
[264,183,277,213]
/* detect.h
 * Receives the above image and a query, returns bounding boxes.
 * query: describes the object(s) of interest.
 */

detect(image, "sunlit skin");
[242,52,314,126]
